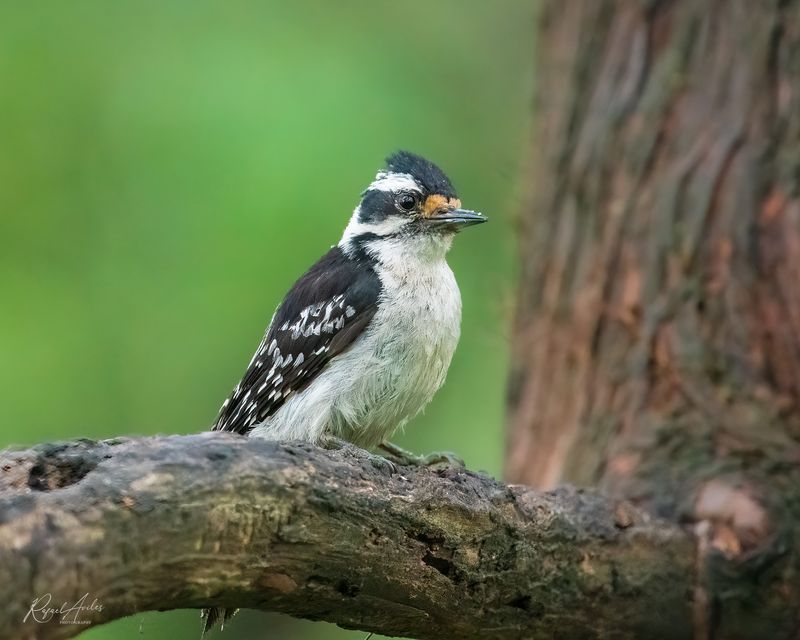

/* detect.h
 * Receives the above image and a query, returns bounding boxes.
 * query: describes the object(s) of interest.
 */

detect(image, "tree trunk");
[508,0,800,637]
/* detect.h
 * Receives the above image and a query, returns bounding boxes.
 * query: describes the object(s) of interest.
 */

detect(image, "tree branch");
[1,434,694,640]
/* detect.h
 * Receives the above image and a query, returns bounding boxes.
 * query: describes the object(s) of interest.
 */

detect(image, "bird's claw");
[318,438,463,473]
[369,455,399,475]
[378,442,464,470]
[417,450,465,470]
[319,436,398,474]
[318,435,348,451]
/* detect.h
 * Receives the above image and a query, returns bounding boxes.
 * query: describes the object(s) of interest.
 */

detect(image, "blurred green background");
[0,1,534,638]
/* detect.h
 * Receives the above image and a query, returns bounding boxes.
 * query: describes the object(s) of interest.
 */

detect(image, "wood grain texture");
[508,1,800,637]
[0,434,692,640]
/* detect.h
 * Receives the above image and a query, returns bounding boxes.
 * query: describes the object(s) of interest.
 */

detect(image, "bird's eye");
[396,193,418,212]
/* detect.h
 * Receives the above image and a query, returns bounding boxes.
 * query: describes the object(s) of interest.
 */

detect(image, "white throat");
[364,233,454,271]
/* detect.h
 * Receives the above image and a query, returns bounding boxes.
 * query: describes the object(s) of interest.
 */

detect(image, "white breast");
[249,234,462,447]
[334,239,462,446]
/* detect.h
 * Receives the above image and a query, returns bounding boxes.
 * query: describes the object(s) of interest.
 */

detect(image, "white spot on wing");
[281,295,350,339]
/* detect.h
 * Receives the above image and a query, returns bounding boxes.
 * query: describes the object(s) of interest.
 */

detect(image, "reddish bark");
[508,1,800,637]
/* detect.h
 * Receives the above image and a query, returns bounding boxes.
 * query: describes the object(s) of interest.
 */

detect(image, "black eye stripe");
[358,189,394,223]
[358,187,425,224]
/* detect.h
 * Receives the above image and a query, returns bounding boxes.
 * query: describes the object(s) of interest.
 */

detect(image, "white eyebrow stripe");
[367,171,421,193]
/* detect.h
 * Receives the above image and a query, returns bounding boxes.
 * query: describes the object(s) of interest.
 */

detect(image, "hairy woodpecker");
[212,150,485,446]
[202,151,485,632]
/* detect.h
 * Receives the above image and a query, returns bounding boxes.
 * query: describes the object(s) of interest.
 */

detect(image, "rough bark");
[0,434,691,640]
[508,1,800,638]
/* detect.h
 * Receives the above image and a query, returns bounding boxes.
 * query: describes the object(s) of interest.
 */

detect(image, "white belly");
[249,254,462,448]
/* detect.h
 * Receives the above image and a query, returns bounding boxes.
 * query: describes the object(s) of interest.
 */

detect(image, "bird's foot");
[367,453,399,475]
[319,435,398,474]
[378,442,465,470]
[318,435,349,451]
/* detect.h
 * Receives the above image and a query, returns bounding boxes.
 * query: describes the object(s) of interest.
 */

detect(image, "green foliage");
[0,1,534,638]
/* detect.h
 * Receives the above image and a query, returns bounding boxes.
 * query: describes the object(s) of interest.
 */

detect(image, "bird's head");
[340,151,486,260]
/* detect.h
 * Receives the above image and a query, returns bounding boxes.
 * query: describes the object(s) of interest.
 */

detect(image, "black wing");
[212,245,381,435]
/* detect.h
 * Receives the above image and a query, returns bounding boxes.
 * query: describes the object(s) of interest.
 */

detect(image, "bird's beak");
[425,208,488,230]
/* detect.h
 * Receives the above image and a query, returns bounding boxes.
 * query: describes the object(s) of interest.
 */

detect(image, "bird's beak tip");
[428,208,487,229]
[453,209,488,228]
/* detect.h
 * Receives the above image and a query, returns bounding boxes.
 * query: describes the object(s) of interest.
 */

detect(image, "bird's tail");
[201,607,239,636]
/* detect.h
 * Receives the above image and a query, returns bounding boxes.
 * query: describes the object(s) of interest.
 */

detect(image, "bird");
[201,150,486,633]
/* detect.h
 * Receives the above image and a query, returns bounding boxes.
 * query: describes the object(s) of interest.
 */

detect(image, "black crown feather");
[385,151,457,198]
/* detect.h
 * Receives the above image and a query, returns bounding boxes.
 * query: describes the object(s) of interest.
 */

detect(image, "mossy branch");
[1,434,693,640]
